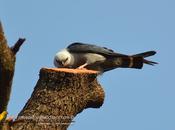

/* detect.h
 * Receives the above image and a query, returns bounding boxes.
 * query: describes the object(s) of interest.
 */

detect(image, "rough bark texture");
[0,22,104,130]
[0,22,15,114]
[0,22,25,114]
[10,68,104,130]
[0,21,25,129]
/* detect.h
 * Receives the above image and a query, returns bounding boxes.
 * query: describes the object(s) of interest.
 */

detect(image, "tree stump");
[10,68,105,130]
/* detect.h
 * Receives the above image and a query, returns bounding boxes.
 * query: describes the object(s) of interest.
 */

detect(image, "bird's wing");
[67,42,127,57]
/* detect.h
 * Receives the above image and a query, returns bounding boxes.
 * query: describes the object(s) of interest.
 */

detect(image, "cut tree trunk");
[0,21,104,130]
[9,68,105,130]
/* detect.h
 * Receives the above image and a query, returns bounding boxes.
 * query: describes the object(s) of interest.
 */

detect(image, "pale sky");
[1,0,175,130]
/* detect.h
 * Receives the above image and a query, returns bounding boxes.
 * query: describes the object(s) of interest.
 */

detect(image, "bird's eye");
[56,59,62,65]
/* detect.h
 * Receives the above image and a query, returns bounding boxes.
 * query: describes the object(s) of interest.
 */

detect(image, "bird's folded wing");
[67,42,127,57]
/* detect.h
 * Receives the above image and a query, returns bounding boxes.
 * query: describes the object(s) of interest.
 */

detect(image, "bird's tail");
[119,51,158,69]
[132,51,156,58]
[87,51,157,72]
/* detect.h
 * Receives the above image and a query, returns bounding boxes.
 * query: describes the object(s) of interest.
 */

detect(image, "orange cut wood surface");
[43,68,99,74]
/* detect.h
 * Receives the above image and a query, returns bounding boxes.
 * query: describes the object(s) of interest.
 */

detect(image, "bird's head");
[54,49,72,68]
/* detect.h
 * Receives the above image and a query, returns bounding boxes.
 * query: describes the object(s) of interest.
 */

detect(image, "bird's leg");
[77,63,88,69]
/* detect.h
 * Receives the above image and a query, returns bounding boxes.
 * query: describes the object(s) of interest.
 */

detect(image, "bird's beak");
[61,61,65,66]
[55,59,64,67]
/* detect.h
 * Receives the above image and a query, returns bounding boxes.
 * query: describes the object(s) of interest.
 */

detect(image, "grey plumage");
[54,42,157,72]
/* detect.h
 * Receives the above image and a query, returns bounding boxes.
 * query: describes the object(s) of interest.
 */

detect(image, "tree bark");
[0,22,25,114]
[9,68,104,130]
[0,22,104,130]
[0,21,25,129]
[0,22,15,114]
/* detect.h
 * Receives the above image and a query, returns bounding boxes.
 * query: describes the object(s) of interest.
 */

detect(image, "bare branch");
[11,38,26,55]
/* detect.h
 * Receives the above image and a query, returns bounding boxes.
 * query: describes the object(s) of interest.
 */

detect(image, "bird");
[54,42,157,73]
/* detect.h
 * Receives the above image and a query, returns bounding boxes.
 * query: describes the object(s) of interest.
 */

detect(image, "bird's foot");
[77,63,88,70]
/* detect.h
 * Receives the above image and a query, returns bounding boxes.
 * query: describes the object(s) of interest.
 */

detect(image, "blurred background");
[0,0,175,130]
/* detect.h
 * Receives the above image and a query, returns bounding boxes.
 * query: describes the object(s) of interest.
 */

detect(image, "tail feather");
[130,50,158,68]
[132,51,156,58]
[120,50,157,69]
[119,56,143,69]
[143,59,158,66]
